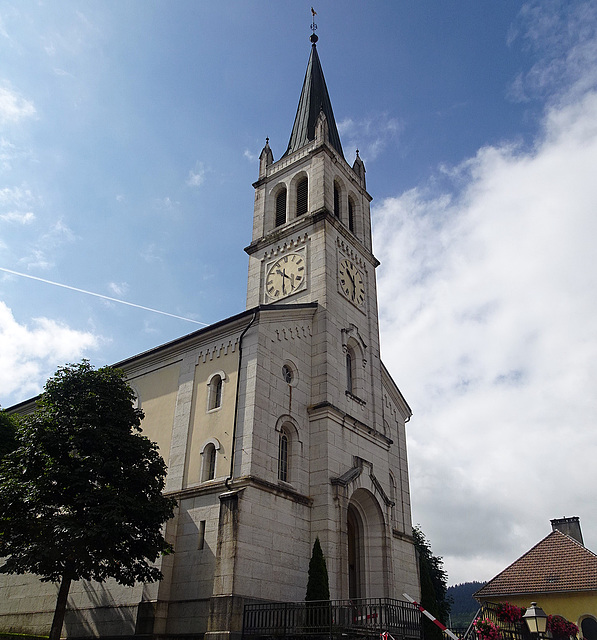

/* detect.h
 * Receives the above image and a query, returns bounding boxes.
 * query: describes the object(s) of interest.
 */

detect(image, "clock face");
[339,258,365,306]
[265,253,306,300]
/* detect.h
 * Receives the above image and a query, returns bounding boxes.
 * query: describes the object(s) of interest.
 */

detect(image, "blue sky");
[2,1,597,587]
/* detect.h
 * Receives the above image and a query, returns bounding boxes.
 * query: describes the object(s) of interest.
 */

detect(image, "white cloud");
[19,218,75,271]
[244,149,258,162]
[337,113,402,162]
[0,211,34,224]
[0,86,36,125]
[374,88,597,584]
[0,185,36,208]
[0,301,100,406]
[108,281,128,297]
[186,162,206,187]
[0,139,32,171]
[140,243,164,264]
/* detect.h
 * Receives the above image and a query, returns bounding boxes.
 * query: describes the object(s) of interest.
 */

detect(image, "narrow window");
[334,183,340,218]
[282,364,293,384]
[202,443,216,481]
[278,432,289,482]
[209,375,223,410]
[296,177,308,216]
[348,197,355,232]
[276,189,287,227]
[198,520,206,550]
[346,351,353,394]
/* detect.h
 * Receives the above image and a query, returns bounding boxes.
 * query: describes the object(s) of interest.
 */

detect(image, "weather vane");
[310,7,318,43]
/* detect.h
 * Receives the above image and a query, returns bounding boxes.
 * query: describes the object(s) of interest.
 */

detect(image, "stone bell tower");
[231,30,420,611]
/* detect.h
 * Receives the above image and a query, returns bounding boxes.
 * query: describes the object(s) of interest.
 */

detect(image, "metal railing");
[242,597,422,640]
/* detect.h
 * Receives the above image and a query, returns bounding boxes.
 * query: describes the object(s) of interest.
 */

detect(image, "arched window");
[582,618,597,640]
[346,350,354,394]
[202,443,217,481]
[207,373,225,411]
[334,182,341,218]
[278,431,289,482]
[275,189,287,227]
[296,177,308,216]
[348,196,355,232]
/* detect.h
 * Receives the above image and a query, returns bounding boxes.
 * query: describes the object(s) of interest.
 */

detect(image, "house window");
[346,350,354,394]
[296,177,308,216]
[582,618,597,640]
[208,373,224,411]
[276,189,287,227]
[334,182,341,218]
[278,431,289,482]
[202,443,217,481]
[348,197,355,232]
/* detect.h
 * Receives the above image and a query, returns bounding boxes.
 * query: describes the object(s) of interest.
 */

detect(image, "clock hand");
[346,270,356,298]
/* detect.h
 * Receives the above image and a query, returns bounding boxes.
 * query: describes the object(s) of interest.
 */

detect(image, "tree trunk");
[49,573,72,640]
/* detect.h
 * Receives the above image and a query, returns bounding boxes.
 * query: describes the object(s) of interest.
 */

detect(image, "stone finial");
[259,137,274,178]
[315,109,329,145]
[352,150,366,188]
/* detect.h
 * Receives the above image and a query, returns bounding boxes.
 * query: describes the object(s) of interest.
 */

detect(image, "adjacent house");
[475,517,597,639]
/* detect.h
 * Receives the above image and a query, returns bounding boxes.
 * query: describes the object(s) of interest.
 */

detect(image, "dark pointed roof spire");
[283,31,344,159]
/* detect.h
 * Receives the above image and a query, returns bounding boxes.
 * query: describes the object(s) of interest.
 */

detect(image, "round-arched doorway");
[346,488,388,600]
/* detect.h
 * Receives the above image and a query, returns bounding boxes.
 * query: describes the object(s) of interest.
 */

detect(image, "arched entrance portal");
[347,488,388,599]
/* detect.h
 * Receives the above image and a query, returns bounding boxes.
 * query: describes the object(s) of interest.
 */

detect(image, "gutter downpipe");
[225,310,258,491]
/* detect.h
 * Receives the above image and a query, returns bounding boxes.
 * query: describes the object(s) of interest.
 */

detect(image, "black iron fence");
[242,597,422,640]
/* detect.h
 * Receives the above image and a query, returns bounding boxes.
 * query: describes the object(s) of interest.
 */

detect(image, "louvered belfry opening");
[348,197,355,232]
[334,183,340,218]
[275,189,287,227]
[296,178,308,216]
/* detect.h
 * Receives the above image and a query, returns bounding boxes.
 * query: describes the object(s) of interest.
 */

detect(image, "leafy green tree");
[0,409,18,460]
[306,537,330,601]
[413,526,451,640]
[0,361,177,640]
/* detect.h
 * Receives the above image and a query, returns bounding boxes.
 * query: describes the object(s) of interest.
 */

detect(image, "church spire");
[283,37,344,159]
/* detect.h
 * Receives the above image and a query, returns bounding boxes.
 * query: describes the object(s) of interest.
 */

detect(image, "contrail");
[0,267,208,326]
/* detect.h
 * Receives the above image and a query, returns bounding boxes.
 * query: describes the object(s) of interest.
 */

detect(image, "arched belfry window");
[296,177,308,216]
[348,196,355,232]
[276,189,287,227]
[334,182,341,218]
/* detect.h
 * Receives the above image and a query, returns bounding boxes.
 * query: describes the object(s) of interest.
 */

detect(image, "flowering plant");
[474,618,501,640]
[496,603,524,623]
[547,615,578,639]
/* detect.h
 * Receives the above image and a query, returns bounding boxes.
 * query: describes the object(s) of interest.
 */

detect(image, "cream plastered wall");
[480,593,597,627]
[185,351,238,487]
[128,362,180,462]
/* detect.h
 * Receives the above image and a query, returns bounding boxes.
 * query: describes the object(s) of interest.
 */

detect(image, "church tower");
[206,32,420,631]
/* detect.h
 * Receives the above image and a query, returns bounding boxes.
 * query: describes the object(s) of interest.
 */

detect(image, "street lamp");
[523,602,548,636]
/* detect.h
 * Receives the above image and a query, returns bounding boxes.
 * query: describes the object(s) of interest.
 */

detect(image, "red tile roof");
[475,530,597,598]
